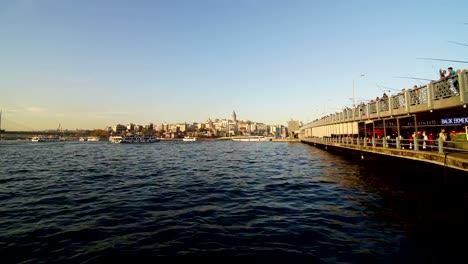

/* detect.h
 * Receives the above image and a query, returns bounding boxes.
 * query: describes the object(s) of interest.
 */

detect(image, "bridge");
[299,69,468,174]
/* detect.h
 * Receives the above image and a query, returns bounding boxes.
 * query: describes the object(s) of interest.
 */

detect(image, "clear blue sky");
[1,0,467,130]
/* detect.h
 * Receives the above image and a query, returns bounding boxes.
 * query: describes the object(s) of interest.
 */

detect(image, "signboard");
[441,117,468,125]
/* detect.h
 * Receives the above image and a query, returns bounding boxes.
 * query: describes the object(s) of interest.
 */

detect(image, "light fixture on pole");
[352,74,365,108]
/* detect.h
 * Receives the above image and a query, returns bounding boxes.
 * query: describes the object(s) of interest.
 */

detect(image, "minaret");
[231,110,237,123]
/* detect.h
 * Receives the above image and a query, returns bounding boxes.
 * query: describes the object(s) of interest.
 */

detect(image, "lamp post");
[352,74,365,108]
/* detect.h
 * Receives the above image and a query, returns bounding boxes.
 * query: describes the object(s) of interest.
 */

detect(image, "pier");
[300,69,468,174]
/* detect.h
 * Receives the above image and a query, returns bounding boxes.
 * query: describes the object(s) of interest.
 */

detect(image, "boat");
[79,136,100,142]
[109,134,159,144]
[109,136,123,144]
[31,135,62,142]
[182,136,197,141]
[31,124,63,142]
[231,136,272,142]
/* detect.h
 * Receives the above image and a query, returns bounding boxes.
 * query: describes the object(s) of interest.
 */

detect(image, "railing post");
[366,104,370,119]
[388,97,393,117]
[383,137,387,148]
[404,90,410,113]
[427,83,434,110]
[438,137,444,154]
[414,136,419,151]
[396,137,401,149]
[459,70,468,104]
[372,137,376,147]
[364,137,367,146]
[376,101,381,118]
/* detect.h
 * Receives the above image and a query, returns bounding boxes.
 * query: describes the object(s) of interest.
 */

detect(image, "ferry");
[182,136,197,141]
[231,136,272,142]
[31,124,63,142]
[109,134,159,144]
[31,136,62,142]
[79,136,100,142]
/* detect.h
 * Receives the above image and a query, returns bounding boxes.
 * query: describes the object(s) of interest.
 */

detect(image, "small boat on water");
[182,136,197,141]
[109,134,159,144]
[231,136,272,142]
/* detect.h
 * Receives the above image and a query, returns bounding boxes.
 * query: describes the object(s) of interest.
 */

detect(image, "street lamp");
[352,74,365,108]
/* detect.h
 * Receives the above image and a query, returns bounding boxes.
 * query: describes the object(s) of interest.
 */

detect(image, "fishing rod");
[376,83,399,93]
[407,74,424,85]
[416,57,468,63]
[395,76,434,81]
[448,41,468,47]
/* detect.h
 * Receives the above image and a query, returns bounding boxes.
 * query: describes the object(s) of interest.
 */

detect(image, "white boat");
[31,124,63,142]
[182,136,197,141]
[109,134,159,144]
[31,136,62,142]
[109,136,123,144]
[231,136,272,142]
[79,136,100,142]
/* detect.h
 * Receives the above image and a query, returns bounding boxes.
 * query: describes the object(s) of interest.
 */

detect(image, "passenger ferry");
[182,136,197,141]
[31,124,63,142]
[109,134,159,144]
[79,136,100,141]
[31,136,62,142]
[231,136,272,142]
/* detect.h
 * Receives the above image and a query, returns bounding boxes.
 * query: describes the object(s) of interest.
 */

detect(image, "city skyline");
[1,1,467,130]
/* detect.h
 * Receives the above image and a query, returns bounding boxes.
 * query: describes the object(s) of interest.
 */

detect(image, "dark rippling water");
[0,140,467,263]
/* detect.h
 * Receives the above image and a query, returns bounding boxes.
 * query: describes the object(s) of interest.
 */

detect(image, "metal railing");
[304,136,468,154]
[302,70,467,130]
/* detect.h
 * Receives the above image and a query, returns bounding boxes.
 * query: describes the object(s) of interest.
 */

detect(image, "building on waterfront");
[178,123,187,133]
[288,119,301,138]
[231,110,237,123]
[112,124,126,135]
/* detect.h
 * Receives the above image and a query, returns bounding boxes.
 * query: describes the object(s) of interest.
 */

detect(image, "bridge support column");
[438,137,444,154]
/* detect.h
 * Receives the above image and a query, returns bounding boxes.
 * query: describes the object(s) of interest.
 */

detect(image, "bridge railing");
[409,85,427,105]
[433,75,459,99]
[304,136,468,154]
[302,70,468,131]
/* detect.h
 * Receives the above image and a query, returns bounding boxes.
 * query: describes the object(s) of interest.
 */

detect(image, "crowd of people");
[351,66,461,109]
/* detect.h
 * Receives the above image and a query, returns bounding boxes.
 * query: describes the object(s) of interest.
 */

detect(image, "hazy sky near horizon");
[1,0,467,130]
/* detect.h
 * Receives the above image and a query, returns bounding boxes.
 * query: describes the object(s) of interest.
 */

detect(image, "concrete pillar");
[376,101,381,118]
[388,97,393,117]
[427,83,434,110]
[404,90,410,113]
[438,137,444,154]
[366,104,370,119]
[459,70,468,104]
